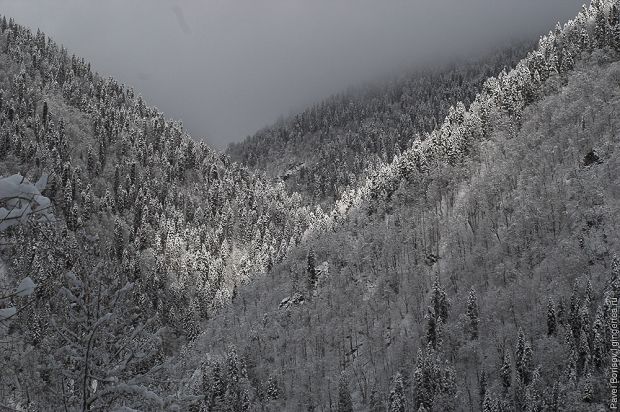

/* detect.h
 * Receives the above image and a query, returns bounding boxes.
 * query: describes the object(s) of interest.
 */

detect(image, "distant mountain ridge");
[228,44,532,205]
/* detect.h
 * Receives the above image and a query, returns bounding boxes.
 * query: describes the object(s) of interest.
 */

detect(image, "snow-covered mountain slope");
[0,14,312,411]
[163,2,620,411]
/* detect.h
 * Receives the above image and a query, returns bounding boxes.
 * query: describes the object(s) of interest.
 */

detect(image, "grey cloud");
[0,0,585,149]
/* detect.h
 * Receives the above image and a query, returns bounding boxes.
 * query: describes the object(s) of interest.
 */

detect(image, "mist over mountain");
[0,1,619,411]
[0,0,584,148]
[227,43,534,206]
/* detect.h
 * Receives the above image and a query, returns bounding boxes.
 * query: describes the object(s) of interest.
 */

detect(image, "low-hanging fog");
[0,0,584,148]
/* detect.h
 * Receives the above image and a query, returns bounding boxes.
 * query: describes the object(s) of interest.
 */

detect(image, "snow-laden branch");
[0,173,54,231]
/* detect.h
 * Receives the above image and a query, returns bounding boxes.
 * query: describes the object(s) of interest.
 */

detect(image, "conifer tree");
[81,186,93,220]
[369,387,384,412]
[431,277,449,322]
[413,345,456,410]
[63,178,73,215]
[569,282,581,340]
[42,100,48,128]
[567,348,578,385]
[68,203,80,231]
[557,297,566,325]
[466,286,479,340]
[585,278,593,303]
[515,328,525,379]
[425,307,438,349]
[307,249,317,289]
[592,306,605,369]
[388,373,405,412]
[482,392,496,412]
[113,164,121,195]
[582,372,593,403]
[87,146,96,176]
[113,218,124,260]
[544,383,561,411]
[479,370,487,409]
[564,325,575,352]
[500,352,512,391]
[578,328,590,376]
[524,367,542,411]
[520,342,533,385]
[434,316,444,351]
[547,298,557,335]
[98,139,107,169]
[225,346,249,412]
[594,5,609,46]
[514,379,527,412]
[611,4,620,51]
[201,365,211,405]
[559,47,574,74]
[266,375,280,401]
[611,255,620,291]
[209,363,226,410]
[337,372,353,412]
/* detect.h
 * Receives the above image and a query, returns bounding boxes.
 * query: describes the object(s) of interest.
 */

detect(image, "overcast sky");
[0,0,583,149]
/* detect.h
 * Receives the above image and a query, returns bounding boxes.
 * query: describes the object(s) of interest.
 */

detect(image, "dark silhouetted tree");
[466,287,479,340]
[307,249,317,289]
[547,298,557,336]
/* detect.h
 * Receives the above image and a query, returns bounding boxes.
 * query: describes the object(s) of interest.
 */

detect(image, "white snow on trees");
[0,173,53,231]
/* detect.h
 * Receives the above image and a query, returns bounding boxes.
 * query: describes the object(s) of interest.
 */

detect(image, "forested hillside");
[0,0,619,411]
[227,45,531,205]
[166,2,620,411]
[0,14,313,411]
